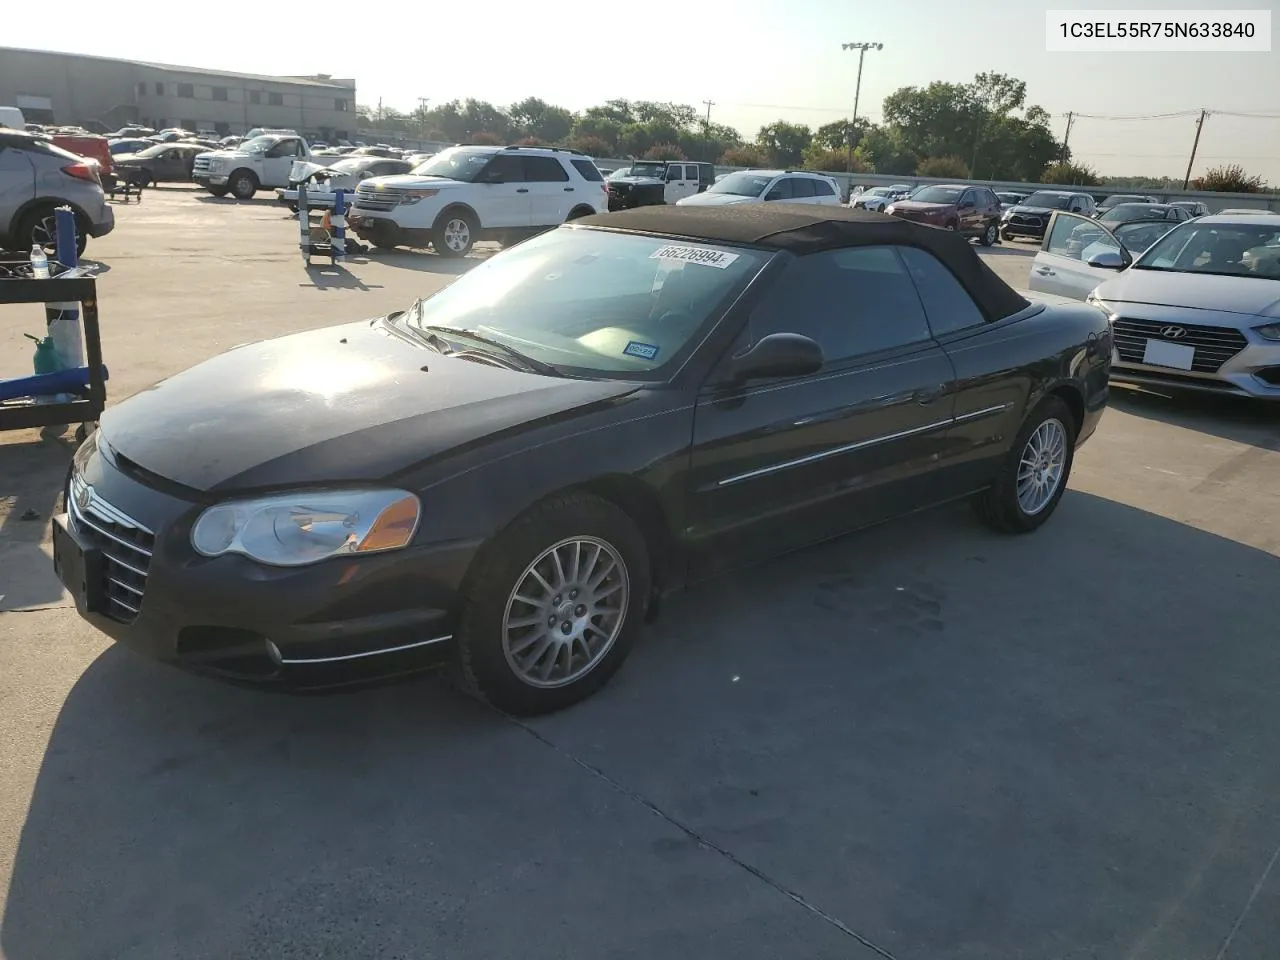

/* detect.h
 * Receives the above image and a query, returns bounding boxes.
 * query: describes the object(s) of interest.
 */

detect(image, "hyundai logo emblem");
[74,480,92,514]
[1160,326,1188,340]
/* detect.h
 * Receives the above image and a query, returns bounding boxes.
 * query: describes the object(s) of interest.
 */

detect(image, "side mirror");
[729,333,823,382]
[1086,250,1126,269]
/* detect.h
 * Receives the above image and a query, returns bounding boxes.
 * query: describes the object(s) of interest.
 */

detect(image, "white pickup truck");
[192,134,341,200]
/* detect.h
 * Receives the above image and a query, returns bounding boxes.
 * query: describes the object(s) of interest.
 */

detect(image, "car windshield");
[606,167,631,180]
[910,186,963,203]
[628,162,667,179]
[1024,192,1073,209]
[708,172,772,197]
[1100,204,1168,223]
[240,136,277,154]
[864,187,892,197]
[406,228,769,379]
[410,147,494,182]
[1134,222,1280,279]
[135,144,168,158]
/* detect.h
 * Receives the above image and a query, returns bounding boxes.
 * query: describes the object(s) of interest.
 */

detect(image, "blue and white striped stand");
[297,180,311,262]
[331,190,347,261]
[50,207,84,368]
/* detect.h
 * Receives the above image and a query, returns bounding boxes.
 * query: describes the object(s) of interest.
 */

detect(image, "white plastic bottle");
[29,244,50,279]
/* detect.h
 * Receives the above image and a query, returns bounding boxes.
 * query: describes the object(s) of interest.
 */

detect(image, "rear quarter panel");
[936,299,1111,485]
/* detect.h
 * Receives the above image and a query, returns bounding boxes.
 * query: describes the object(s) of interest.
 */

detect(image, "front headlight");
[191,489,421,566]
[399,188,439,204]
[1253,322,1280,341]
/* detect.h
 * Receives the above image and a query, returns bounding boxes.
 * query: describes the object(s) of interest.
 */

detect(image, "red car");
[50,134,115,191]
[885,183,1003,246]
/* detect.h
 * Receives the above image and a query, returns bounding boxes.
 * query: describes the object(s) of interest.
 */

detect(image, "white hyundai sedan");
[1029,211,1280,399]
[675,170,842,207]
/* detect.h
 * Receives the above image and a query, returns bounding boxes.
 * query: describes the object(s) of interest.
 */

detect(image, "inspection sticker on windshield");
[623,341,660,361]
[650,245,739,269]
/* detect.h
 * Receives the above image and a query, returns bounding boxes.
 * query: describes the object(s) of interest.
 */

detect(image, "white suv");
[349,145,609,256]
[675,169,842,207]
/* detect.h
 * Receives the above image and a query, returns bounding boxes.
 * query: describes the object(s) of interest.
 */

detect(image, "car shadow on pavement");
[980,243,1037,257]
[193,195,283,208]
[0,430,74,611]
[363,249,489,276]
[5,492,1280,959]
[1110,384,1280,451]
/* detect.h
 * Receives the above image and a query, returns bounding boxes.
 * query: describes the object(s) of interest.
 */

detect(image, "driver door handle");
[913,385,946,405]
[516,188,529,193]
[563,187,574,192]
[1035,266,1055,275]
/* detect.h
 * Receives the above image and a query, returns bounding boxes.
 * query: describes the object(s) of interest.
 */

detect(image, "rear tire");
[432,209,477,258]
[455,492,650,715]
[973,395,1076,534]
[18,206,86,258]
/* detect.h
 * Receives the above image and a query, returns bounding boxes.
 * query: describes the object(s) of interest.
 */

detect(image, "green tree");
[571,115,624,152]
[917,155,971,178]
[508,97,574,143]
[813,118,871,152]
[568,134,612,157]
[720,144,768,167]
[853,126,916,175]
[459,99,512,140]
[584,99,636,125]
[1193,164,1266,192]
[1041,160,1101,186]
[643,142,686,160]
[756,121,812,167]
[803,144,866,172]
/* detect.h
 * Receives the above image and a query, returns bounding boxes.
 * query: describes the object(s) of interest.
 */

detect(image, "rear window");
[571,158,604,182]
[15,139,84,163]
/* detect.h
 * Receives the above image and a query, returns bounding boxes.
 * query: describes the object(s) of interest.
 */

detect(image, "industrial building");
[0,47,357,140]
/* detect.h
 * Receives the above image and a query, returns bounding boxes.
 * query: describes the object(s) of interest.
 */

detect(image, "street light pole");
[841,41,883,174]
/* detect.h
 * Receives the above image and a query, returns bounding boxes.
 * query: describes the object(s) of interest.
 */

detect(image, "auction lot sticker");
[650,245,740,268]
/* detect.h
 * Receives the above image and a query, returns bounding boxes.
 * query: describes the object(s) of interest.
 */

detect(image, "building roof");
[0,46,355,89]
[576,204,1030,320]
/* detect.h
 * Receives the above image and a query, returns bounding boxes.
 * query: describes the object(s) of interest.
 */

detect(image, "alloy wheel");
[1016,418,1068,515]
[502,536,630,689]
[443,218,471,253]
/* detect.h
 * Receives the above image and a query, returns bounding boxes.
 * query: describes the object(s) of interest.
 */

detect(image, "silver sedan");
[1031,213,1280,399]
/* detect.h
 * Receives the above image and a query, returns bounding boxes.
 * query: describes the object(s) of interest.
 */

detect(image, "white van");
[0,106,26,129]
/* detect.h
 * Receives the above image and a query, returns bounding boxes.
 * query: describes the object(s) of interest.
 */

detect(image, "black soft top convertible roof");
[579,205,1030,321]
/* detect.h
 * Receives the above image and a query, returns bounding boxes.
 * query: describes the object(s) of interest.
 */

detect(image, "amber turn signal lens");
[357,494,420,552]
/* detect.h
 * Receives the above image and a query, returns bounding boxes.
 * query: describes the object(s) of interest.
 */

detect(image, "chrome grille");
[1112,317,1248,373]
[354,187,401,212]
[192,156,212,175]
[68,472,154,624]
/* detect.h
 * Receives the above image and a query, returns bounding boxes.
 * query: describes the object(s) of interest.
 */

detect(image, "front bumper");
[1001,217,1047,239]
[1106,315,1280,400]
[194,173,229,188]
[51,443,473,690]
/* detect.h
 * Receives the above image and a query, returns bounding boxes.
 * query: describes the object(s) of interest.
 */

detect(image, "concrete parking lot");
[2,188,1279,960]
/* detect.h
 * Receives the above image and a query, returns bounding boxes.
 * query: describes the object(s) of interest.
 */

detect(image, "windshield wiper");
[418,324,561,376]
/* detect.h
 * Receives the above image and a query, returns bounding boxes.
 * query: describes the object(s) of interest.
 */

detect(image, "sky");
[9,0,1280,183]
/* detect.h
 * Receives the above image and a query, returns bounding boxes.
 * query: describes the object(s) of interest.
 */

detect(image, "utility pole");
[841,41,883,174]
[1182,109,1207,189]
[418,97,430,142]
[702,100,714,125]
[1059,111,1074,164]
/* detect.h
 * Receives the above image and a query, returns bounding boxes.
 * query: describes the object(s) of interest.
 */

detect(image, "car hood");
[360,174,466,190]
[98,320,642,494]
[610,176,663,186]
[1094,270,1280,318]
[676,193,757,206]
[890,200,953,213]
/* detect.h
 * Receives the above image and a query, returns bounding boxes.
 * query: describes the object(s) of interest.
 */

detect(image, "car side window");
[665,165,682,182]
[812,178,836,197]
[897,246,985,335]
[748,247,932,364]
[791,177,815,198]
[1046,213,1119,262]
[959,189,975,207]
[524,156,570,182]
[765,177,794,201]
[482,154,525,182]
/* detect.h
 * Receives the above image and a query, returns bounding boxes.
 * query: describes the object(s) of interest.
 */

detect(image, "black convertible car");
[52,206,1111,714]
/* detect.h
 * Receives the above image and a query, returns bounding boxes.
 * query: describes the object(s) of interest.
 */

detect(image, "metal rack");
[0,263,105,437]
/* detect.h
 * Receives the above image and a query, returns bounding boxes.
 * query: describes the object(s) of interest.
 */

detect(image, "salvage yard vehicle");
[192,134,339,199]
[1030,211,1280,399]
[276,155,412,211]
[113,142,209,186]
[50,205,1109,714]
[676,169,841,207]
[348,144,608,255]
[886,184,1004,245]
[0,130,115,254]
[1001,189,1097,242]
[605,160,715,210]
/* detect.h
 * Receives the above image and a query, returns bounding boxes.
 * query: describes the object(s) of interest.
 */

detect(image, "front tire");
[228,170,258,200]
[432,209,477,257]
[456,492,651,715]
[973,395,1076,534]
[979,222,998,246]
[1000,228,1014,242]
